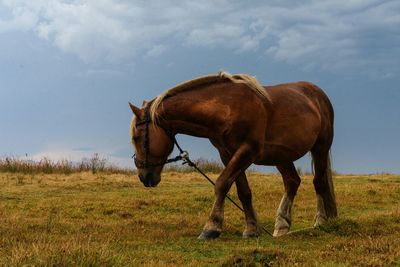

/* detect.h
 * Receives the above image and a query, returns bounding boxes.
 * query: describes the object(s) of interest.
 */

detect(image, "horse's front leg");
[198,144,255,240]
[235,172,258,238]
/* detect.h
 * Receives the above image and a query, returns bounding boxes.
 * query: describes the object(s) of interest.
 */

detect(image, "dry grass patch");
[0,172,399,266]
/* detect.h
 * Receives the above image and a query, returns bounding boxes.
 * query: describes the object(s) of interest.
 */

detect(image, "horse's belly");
[255,143,309,165]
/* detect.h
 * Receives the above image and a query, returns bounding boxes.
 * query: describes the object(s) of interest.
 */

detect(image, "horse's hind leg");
[274,163,301,237]
[311,145,337,226]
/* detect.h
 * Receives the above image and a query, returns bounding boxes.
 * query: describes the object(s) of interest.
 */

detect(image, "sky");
[0,0,399,174]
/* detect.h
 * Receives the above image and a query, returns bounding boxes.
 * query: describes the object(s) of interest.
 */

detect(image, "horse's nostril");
[139,172,159,187]
[145,179,154,187]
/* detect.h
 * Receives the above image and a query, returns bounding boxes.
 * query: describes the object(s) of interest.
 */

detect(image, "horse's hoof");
[242,231,258,238]
[273,228,289,237]
[197,230,221,240]
[314,215,327,227]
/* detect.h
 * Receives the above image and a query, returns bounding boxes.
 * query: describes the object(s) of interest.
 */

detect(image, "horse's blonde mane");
[149,71,270,121]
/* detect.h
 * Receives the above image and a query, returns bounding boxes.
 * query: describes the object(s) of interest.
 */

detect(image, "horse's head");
[129,102,174,187]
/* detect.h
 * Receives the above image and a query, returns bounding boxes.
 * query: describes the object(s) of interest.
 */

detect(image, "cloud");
[0,0,399,74]
[80,68,124,77]
[28,144,133,168]
[146,44,167,57]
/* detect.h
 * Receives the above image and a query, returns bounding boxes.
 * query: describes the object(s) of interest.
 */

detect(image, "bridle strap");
[143,109,150,167]
[133,137,189,168]
[133,108,188,168]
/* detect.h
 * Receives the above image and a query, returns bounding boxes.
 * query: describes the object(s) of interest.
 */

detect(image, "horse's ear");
[142,100,149,107]
[129,102,141,117]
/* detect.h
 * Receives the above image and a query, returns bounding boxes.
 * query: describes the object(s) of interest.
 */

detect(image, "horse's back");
[256,81,333,165]
[265,81,331,104]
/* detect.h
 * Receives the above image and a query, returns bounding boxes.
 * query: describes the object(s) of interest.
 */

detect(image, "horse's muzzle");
[138,172,160,187]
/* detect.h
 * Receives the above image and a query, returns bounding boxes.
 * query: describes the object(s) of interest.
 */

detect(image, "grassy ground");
[0,171,399,266]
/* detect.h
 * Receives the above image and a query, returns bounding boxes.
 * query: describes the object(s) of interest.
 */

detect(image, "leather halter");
[133,108,186,169]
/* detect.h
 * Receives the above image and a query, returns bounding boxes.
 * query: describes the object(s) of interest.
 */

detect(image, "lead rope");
[172,138,273,237]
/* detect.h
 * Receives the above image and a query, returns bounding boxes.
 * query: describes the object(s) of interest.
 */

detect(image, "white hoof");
[314,214,327,227]
[273,228,289,237]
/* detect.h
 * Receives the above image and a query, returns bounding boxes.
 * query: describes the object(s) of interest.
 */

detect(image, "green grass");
[0,171,399,266]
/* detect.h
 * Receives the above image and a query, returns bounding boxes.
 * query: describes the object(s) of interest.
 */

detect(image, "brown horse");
[129,72,337,239]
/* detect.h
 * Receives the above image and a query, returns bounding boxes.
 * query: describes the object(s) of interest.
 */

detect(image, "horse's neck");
[156,91,227,139]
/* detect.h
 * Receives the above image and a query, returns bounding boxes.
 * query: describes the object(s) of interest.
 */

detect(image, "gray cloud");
[1,0,399,75]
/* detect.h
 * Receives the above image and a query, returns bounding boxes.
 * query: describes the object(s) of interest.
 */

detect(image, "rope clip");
[180,151,189,159]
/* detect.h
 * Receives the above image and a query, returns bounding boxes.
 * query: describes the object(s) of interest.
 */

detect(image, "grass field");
[0,171,399,266]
